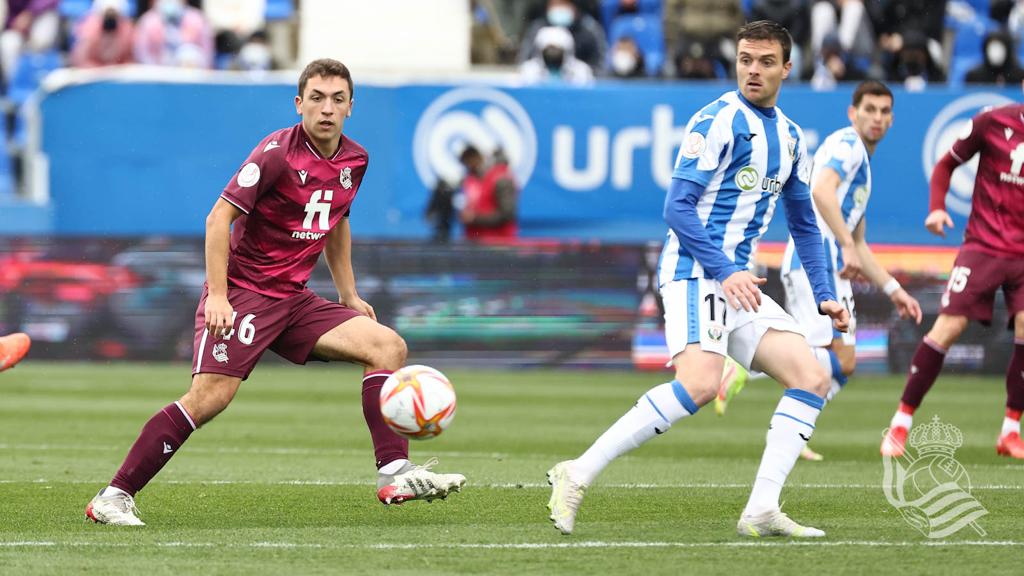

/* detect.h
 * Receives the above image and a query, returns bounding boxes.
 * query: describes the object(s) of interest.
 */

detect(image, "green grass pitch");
[1,362,1021,575]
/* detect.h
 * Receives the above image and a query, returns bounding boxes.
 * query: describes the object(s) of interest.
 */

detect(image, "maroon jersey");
[949,104,1024,256]
[220,124,368,298]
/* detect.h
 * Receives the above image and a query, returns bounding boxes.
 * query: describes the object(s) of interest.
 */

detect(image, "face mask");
[542,47,565,70]
[239,43,272,71]
[102,13,118,32]
[547,6,575,27]
[987,41,1008,67]
[159,0,183,21]
[611,49,637,76]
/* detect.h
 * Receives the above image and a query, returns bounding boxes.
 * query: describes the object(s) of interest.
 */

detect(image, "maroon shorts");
[191,285,362,380]
[940,248,1024,327]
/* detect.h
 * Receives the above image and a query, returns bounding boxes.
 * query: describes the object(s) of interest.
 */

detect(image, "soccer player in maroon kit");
[881,101,1024,459]
[85,59,465,525]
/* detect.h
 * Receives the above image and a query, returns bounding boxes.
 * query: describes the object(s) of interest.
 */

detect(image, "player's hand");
[205,293,234,338]
[819,300,850,332]
[722,270,767,312]
[924,209,953,238]
[838,242,863,280]
[891,288,923,324]
[342,295,376,321]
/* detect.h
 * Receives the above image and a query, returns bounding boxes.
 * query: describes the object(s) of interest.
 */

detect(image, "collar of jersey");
[735,90,776,119]
[298,123,345,160]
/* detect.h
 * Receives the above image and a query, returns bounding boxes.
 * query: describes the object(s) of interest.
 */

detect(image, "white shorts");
[661,277,805,371]
[782,268,856,347]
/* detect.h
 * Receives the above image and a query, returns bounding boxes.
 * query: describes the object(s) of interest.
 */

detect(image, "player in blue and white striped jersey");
[547,21,850,539]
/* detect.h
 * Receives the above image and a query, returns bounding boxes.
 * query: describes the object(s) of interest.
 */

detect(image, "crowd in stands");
[473,0,1024,89]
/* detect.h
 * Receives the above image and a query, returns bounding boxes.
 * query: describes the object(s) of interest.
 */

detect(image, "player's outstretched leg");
[547,380,700,534]
[714,356,749,416]
[86,401,197,526]
[997,338,1024,458]
[882,336,948,457]
[0,332,31,372]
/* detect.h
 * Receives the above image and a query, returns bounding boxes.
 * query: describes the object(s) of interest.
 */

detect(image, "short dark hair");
[298,58,353,99]
[459,145,482,164]
[852,80,893,107]
[736,20,793,63]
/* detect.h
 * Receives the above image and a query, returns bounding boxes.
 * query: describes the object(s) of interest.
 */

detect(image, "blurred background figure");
[608,35,645,78]
[966,29,1024,85]
[1,0,59,85]
[234,29,273,71]
[810,31,867,90]
[203,0,267,69]
[663,0,743,76]
[470,0,514,65]
[810,0,874,71]
[888,29,945,91]
[668,38,721,79]
[520,25,594,85]
[425,178,458,243]
[70,0,134,68]
[134,0,214,68]
[518,0,606,71]
[873,0,946,82]
[458,146,518,243]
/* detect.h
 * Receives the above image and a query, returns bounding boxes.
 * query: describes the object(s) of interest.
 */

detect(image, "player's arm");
[782,176,849,332]
[324,217,376,320]
[927,112,987,237]
[810,167,861,279]
[664,177,764,312]
[204,198,244,338]
[852,219,922,323]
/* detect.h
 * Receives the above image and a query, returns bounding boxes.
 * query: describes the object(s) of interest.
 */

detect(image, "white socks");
[891,410,913,430]
[744,389,824,516]
[378,459,409,475]
[571,381,698,486]
[1002,417,1021,437]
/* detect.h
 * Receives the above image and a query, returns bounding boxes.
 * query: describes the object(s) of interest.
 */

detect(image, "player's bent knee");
[180,374,240,426]
[929,315,968,348]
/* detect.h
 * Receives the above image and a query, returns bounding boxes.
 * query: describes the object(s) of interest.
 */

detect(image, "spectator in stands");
[663,0,743,75]
[234,30,272,71]
[517,0,606,72]
[668,39,720,80]
[751,0,809,79]
[871,0,946,79]
[134,0,214,68]
[425,179,458,243]
[520,25,594,86]
[471,0,514,65]
[888,30,945,91]
[608,36,646,78]
[809,1,875,66]
[966,30,1024,85]
[809,31,866,90]
[70,0,135,68]
[0,0,59,85]
[203,0,266,69]
[458,146,518,243]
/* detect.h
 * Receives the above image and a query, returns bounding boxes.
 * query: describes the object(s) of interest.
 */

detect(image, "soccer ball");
[379,365,457,439]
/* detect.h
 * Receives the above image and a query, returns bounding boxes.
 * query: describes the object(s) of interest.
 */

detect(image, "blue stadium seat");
[60,0,137,21]
[8,51,63,107]
[608,13,664,76]
[265,0,294,21]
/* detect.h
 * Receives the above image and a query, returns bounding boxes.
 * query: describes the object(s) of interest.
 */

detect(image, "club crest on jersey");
[340,167,353,189]
[212,343,229,363]
[787,137,797,161]
[707,325,724,342]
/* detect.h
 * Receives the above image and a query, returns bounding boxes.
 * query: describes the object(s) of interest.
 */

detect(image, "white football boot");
[85,490,145,526]
[737,508,825,538]
[546,460,587,535]
[376,458,466,505]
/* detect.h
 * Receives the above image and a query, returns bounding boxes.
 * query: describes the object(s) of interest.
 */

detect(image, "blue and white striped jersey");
[782,126,871,275]
[658,90,812,286]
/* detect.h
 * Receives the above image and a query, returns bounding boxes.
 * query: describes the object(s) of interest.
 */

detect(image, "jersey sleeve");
[791,129,813,197]
[221,133,287,214]
[672,111,731,186]
[949,110,990,163]
[822,137,860,181]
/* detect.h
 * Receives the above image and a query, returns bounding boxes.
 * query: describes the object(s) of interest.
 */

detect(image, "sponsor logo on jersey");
[340,166,353,189]
[735,166,759,191]
[237,163,260,188]
[292,231,326,240]
[298,170,308,185]
[263,140,280,153]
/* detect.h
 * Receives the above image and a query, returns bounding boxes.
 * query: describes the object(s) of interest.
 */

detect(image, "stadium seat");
[265,0,294,20]
[608,13,664,77]
[8,51,64,107]
[599,0,662,31]
[60,0,137,21]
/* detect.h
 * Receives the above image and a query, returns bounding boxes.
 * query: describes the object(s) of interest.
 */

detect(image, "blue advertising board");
[36,76,1018,243]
